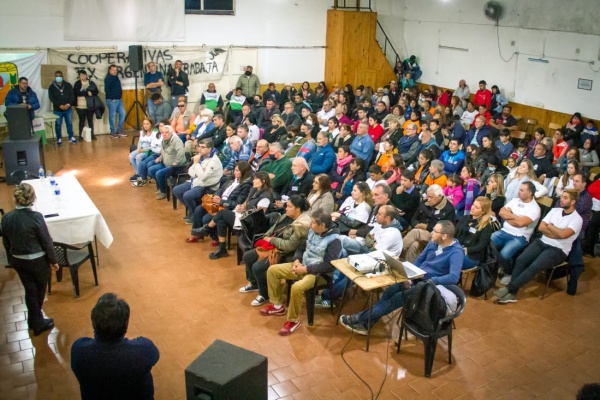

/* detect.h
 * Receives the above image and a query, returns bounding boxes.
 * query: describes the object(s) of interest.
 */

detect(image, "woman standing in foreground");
[1,184,59,336]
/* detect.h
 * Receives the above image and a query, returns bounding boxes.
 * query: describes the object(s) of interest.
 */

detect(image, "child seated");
[443,174,465,207]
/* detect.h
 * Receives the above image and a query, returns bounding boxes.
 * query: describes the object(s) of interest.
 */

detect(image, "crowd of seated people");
[127,76,598,336]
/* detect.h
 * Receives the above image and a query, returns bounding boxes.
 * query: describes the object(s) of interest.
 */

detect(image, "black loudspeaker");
[5,105,33,140]
[129,45,144,72]
[185,340,267,400]
[3,137,44,185]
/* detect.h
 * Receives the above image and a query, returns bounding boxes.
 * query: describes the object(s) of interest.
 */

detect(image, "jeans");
[462,255,478,270]
[173,182,205,214]
[507,239,566,295]
[243,249,271,299]
[147,96,156,122]
[356,283,406,328]
[148,165,179,194]
[129,150,150,175]
[320,269,346,302]
[341,236,369,255]
[191,205,213,230]
[54,108,74,140]
[139,154,159,179]
[491,230,528,274]
[107,99,125,133]
[212,209,235,238]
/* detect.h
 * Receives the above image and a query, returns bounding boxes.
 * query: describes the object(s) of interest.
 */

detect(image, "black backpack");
[470,243,500,297]
[402,280,447,333]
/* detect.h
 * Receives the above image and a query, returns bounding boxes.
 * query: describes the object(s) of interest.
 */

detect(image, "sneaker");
[239,284,258,293]
[500,275,512,285]
[110,133,120,139]
[279,320,302,336]
[57,139,63,145]
[314,295,334,309]
[132,179,147,187]
[154,189,161,194]
[156,192,167,200]
[118,131,128,137]
[130,174,140,182]
[497,293,518,304]
[251,296,268,307]
[259,303,285,315]
[69,137,77,144]
[493,287,509,299]
[339,315,368,336]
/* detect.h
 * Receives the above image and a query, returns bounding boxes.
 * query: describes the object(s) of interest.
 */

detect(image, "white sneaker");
[251,295,267,306]
[500,275,512,285]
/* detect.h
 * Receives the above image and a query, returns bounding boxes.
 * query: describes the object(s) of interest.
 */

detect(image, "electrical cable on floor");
[341,329,375,400]
[496,23,517,63]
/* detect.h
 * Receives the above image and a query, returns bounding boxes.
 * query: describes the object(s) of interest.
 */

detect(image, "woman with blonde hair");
[1,183,59,336]
[485,173,507,217]
[455,196,494,270]
[504,159,548,203]
[263,114,287,143]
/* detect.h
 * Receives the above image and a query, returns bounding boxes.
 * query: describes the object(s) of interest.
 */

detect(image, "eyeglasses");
[432,230,443,234]
[178,104,185,108]
[197,145,207,149]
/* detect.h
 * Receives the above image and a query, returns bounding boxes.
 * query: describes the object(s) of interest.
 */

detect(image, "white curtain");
[63,0,185,42]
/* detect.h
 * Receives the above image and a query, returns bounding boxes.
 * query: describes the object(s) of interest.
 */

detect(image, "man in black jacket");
[391,170,421,228]
[274,158,314,211]
[198,114,227,150]
[49,71,76,144]
[402,184,455,262]
[528,142,558,181]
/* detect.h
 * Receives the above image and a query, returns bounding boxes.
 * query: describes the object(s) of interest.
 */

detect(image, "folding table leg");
[366,291,374,352]
[335,277,350,325]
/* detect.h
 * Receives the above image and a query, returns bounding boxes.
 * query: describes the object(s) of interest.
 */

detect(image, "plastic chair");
[50,241,98,298]
[396,285,466,378]
[10,170,38,185]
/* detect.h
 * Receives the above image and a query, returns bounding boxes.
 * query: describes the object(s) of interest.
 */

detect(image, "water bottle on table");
[38,165,45,182]
[48,171,55,186]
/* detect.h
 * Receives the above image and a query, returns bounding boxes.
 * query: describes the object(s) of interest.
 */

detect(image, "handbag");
[202,194,223,215]
[255,247,281,265]
[240,208,270,240]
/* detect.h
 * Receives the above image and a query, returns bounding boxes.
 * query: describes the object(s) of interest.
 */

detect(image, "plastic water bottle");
[38,165,45,181]
[52,182,61,211]
[53,182,61,197]
[49,172,56,186]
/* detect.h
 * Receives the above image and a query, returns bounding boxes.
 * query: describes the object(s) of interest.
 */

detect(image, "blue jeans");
[462,255,478,270]
[491,230,528,274]
[54,108,74,140]
[320,269,347,302]
[341,236,369,256]
[147,97,156,122]
[139,154,159,179]
[356,283,406,328]
[173,182,205,214]
[129,150,150,175]
[107,99,125,133]
[192,205,213,230]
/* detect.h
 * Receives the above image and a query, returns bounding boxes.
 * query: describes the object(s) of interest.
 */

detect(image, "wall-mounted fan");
[484,1,503,22]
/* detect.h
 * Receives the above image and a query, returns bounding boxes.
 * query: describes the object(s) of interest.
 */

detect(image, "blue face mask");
[55,77,63,83]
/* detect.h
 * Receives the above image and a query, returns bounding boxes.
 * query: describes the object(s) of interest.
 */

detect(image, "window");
[185,0,234,15]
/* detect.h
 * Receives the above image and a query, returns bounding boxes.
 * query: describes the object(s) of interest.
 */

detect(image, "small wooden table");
[332,258,421,351]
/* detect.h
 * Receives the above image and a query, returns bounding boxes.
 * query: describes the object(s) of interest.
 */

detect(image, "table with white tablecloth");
[23,175,113,249]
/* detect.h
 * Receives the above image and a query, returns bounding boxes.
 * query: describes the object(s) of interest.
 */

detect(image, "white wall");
[374,0,600,118]
[0,0,332,84]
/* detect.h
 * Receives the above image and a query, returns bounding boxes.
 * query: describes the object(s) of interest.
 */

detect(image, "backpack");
[402,280,447,333]
[470,243,500,297]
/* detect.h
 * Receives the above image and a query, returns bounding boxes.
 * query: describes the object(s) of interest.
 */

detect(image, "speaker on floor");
[129,45,144,72]
[5,105,33,140]
[3,136,44,185]
[185,339,267,400]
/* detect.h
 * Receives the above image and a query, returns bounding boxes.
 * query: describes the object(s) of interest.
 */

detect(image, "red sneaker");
[259,304,286,316]
[279,320,302,336]
[211,240,219,247]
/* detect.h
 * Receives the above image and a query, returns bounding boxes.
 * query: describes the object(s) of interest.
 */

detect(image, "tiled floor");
[0,136,599,399]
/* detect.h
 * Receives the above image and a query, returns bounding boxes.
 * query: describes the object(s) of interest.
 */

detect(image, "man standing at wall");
[167,60,189,108]
[104,64,127,139]
[236,65,260,98]
[144,62,164,121]
[49,71,76,145]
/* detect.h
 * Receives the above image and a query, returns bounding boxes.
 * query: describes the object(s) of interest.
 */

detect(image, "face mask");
[269,155,277,160]
[55,77,63,83]
[254,100,260,105]
[245,71,252,76]
[489,166,496,172]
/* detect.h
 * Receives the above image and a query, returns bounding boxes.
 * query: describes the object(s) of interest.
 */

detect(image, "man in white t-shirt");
[495,189,582,303]
[316,100,335,131]
[341,205,403,256]
[492,182,541,281]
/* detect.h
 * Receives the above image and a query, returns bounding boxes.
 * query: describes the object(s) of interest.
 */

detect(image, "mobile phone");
[44,213,59,218]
